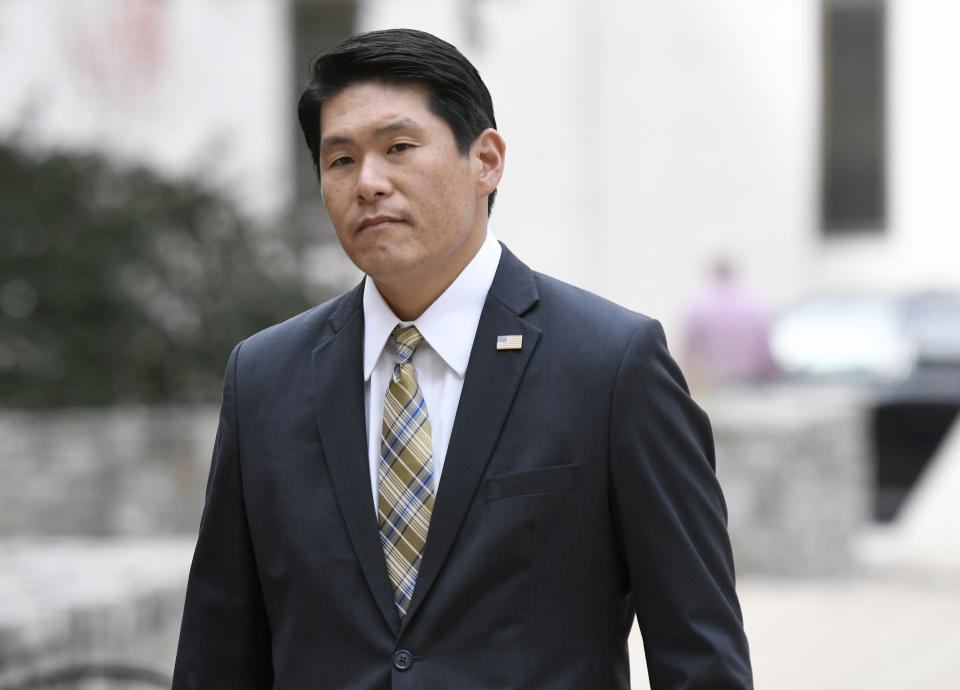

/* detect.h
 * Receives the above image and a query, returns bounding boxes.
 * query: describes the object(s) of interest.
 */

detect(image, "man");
[174,28,752,689]
[682,258,776,387]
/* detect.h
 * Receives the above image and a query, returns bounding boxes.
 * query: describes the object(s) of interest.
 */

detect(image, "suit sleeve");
[173,342,273,689]
[609,320,753,689]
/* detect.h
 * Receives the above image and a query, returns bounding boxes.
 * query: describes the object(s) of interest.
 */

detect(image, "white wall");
[7,0,955,328]
[821,0,960,293]
[588,0,818,336]
[0,0,292,219]
[359,0,960,340]
[359,0,819,339]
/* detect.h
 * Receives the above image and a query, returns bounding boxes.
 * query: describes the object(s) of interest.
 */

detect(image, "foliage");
[0,142,321,407]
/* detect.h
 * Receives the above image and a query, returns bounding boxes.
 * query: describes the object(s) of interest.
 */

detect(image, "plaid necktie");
[378,325,434,618]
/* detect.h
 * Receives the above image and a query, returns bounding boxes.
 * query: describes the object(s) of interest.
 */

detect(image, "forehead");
[320,81,435,135]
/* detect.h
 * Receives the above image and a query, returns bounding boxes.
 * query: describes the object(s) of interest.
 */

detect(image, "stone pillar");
[700,385,871,575]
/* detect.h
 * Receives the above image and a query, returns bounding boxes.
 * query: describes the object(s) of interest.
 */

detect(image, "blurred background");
[1,0,959,687]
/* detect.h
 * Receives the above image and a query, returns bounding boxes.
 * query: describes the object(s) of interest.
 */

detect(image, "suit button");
[393,649,414,671]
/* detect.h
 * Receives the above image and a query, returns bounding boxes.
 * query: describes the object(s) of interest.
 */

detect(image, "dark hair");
[298,28,499,214]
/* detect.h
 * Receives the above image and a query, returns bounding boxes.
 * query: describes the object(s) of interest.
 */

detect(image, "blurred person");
[173,29,752,689]
[682,258,776,387]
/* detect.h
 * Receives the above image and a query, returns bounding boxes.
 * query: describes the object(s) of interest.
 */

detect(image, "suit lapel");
[401,246,542,629]
[311,283,400,634]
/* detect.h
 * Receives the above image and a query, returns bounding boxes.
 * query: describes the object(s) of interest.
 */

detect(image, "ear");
[472,128,506,199]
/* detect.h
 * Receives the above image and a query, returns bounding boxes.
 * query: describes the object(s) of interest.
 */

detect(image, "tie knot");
[391,325,424,364]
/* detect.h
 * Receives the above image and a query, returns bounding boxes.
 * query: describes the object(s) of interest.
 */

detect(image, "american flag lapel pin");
[496,334,523,351]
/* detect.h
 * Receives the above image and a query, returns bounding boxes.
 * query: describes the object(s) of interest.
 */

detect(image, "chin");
[354,250,420,283]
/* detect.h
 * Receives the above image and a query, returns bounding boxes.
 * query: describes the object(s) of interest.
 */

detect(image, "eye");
[388,142,414,154]
[328,155,353,168]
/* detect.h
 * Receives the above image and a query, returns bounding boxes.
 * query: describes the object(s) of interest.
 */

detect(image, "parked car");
[769,291,960,520]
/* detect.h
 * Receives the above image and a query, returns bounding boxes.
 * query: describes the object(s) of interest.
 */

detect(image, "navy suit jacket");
[173,245,752,689]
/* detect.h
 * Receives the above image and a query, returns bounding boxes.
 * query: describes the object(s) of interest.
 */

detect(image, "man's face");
[318,81,490,298]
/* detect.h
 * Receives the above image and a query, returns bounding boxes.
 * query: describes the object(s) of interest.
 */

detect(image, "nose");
[356,156,392,201]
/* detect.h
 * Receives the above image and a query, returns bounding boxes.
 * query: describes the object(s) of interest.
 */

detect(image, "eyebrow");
[319,117,422,153]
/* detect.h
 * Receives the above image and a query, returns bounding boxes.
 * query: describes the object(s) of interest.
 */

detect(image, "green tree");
[0,142,323,406]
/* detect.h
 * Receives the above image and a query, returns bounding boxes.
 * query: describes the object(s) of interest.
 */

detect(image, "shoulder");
[528,270,666,359]
[516,268,693,423]
[233,283,362,368]
[494,244,661,345]
[533,271,654,327]
[490,245,670,374]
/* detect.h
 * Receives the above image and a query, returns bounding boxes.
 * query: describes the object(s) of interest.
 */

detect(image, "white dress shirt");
[362,231,502,512]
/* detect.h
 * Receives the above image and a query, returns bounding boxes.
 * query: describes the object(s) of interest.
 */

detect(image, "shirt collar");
[362,231,502,381]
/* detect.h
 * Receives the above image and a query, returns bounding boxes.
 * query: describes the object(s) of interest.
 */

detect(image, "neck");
[376,282,442,322]
[375,230,486,322]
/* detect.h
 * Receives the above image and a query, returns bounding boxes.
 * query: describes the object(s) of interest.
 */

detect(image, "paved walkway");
[0,537,192,687]
[3,537,959,688]
[629,571,960,689]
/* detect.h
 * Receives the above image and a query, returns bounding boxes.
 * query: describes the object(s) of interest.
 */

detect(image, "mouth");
[357,215,403,232]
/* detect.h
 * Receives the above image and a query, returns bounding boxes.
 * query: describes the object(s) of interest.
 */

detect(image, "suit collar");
[312,246,542,636]
[401,243,542,629]
[361,232,502,380]
[327,280,364,334]
[325,241,537,333]
[488,242,540,316]
[312,282,403,634]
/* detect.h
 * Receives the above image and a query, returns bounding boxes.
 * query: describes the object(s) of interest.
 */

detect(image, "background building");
[3,0,958,339]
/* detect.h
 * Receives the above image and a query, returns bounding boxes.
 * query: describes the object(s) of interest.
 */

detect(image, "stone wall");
[0,389,872,562]
[0,406,218,536]
[0,408,214,685]
[0,388,872,685]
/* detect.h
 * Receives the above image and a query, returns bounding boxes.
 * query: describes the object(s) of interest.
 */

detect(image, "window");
[292,0,357,203]
[821,0,887,234]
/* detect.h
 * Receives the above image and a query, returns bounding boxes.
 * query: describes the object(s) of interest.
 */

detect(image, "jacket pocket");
[485,463,580,502]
